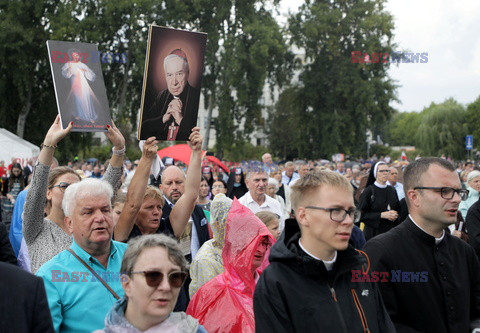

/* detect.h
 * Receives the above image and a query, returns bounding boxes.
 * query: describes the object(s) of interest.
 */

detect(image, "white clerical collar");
[299,239,337,271]
[409,214,445,244]
[374,181,387,188]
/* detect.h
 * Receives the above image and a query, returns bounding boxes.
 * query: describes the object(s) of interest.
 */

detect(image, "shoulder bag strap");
[67,249,120,300]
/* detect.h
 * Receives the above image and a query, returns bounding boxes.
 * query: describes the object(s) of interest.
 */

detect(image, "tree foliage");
[1,0,291,162]
[0,1,57,144]
[415,99,468,160]
[268,0,397,159]
[387,111,422,146]
[0,0,172,160]
[465,95,480,149]
[267,87,302,160]
[186,0,292,157]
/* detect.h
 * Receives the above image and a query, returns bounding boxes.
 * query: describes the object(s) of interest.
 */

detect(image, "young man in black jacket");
[254,171,394,332]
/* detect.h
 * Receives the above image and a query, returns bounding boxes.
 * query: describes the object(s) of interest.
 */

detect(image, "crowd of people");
[2,117,480,332]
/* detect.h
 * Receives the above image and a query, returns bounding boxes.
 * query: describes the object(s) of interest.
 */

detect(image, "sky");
[278,0,480,112]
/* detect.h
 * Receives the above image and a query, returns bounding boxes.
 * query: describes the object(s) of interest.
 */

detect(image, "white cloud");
[385,0,480,111]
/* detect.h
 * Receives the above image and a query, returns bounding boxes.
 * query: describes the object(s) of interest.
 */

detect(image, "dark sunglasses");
[129,270,187,288]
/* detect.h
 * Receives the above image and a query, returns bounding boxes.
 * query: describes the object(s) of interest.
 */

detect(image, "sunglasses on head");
[129,270,187,288]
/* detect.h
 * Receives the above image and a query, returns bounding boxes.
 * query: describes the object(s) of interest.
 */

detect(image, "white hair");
[62,178,113,216]
[163,54,189,73]
[268,177,279,192]
[468,170,480,183]
[246,171,268,180]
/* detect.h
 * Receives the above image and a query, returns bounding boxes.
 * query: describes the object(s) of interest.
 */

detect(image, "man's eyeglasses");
[413,187,469,201]
[377,170,390,173]
[49,182,72,193]
[212,185,225,189]
[129,270,187,288]
[305,206,361,223]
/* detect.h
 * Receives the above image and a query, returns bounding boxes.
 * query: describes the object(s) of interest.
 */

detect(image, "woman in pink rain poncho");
[186,199,275,333]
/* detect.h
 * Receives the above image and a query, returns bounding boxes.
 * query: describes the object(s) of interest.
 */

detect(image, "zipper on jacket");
[351,289,370,333]
[330,287,338,302]
[330,287,349,333]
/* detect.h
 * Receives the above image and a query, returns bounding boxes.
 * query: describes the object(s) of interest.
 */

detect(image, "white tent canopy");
[0,128,40,165]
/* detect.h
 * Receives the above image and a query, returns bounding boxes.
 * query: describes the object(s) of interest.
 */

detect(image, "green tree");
[0,1,57,143]
[415,98,468,159]
[387,111,422,146]
[1,0,291,162]
[270,0,397,159]
[186,0,292,158]
[465,95,480,150]
[267,87,302,159]
[0,0,189,161]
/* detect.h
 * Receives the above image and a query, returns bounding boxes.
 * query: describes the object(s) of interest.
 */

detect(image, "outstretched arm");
[114,137,158,242]
[37,115,73,167]
[24,116,72,243]
[170,127,202,238]
[104,121,125,169]
[102,121,126,198]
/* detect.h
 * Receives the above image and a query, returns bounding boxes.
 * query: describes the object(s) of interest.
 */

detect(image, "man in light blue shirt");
[281,161,299,185]
[36,178,128,333]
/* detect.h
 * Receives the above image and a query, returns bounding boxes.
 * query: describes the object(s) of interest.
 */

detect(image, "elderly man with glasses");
[254,171,395,332]
[364,157,480,332]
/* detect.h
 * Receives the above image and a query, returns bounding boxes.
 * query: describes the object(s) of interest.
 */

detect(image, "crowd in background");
[2,119,480,332]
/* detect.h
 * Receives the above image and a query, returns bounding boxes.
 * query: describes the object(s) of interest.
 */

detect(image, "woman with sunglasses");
[358,161,400,240]
[95,234,206,332]
[23,116,125,273]
[187,199,275,332]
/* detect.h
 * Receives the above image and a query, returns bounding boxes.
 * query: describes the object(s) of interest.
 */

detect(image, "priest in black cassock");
[141,49,199,141]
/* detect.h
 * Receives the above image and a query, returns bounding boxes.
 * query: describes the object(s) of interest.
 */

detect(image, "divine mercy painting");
[47,40,111,132]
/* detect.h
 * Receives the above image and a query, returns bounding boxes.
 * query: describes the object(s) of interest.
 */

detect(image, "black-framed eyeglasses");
[48,182,72,193]
[414,187,469,201]
[305,206,361,223]
[129,270,187,288]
